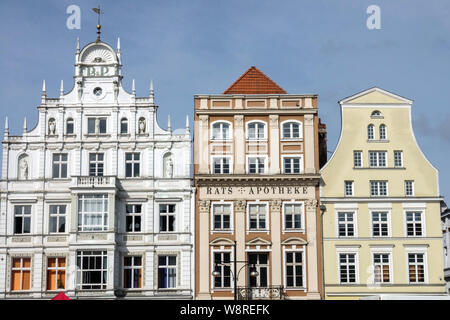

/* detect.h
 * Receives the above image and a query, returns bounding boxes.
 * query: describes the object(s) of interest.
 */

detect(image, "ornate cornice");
[195,174,320,187]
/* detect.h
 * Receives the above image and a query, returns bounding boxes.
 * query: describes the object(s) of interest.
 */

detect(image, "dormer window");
[120,118,128,134]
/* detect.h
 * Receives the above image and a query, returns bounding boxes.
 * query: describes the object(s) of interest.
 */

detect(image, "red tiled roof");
[223,66,287,94]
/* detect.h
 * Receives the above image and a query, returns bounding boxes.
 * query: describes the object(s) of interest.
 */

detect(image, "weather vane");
[92,5,104,42]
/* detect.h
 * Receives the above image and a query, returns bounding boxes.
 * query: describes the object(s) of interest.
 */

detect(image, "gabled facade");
[0,34,195,299]
[194,66,324,300]
[320,87,446,299]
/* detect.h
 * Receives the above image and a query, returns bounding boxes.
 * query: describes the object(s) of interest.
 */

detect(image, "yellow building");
[320,87,446,299]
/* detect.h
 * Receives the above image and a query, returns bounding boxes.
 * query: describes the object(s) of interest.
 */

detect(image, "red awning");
[51,292,71,300]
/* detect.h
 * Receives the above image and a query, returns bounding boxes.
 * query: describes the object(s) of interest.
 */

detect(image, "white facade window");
[369,151,386,167]
[406,211,423,236]
[373,253,391,283]
[158,255,177,289]
[76,250,107,290]
[77,194,108,231]
[212,157,230,174]
[248,203,267,231]
[282,121,302,139]
[283,203,303,230]
[285,251,304,288]
[283,156,303,174]
[212,203,232,231]
[66,118,74,134]
[247,156,266,174]
[372,211,389,237]
[120,118,128,134]
[125,153,140,178]
[14,205,31,234]
[370,181,388,196]
[394,151,403,167]
[52,153,68,179]
[405,180,414,196]
[211,121,231,140]
[344,181,354,196]
[408,253,425,283]
[247,121,266,140]
[49,205,66,233]
[125,204,142,232]
[339,253,357,283]
[338,212,355,237]
[159,204,176,232]
[123,256,142,289]
[353,151,362,167]
[89,153,104,177]
[87,117,107,134]
[213,252,231,288]
[367,124,375,140]
[379,124,387,140]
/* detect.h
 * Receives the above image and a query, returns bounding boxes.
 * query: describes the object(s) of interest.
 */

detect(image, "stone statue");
[49,120,56,135]
[165,157,173,178]
[19,158,29,180]
[139,118,146,134]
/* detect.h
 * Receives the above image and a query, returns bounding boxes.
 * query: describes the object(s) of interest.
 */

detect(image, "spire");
[149,80,154,104]
[60,80,64,96]
[168,115,171,132]
[4,117,9,137]
[132,79,136,95]
[117,37,121,52]
[185,115,190,134]
[76,37,80,53]
[23,117,27,134]
[41,80,46,104]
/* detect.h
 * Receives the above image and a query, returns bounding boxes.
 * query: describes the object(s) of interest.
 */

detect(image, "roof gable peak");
[223,66,287,94]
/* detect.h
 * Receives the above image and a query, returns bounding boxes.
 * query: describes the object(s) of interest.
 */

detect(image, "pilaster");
[270,200,282,286]
[234,115,245,174]
[305,199,320,299]
[234,200,246,287]
[304,114,316,174]
[198,115,209,174]
[197,200,211,299]
[269,115,280,174]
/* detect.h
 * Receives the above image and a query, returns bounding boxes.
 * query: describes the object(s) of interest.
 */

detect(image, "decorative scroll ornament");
[233,200,247,211]
[199,200,211,213]
[305,199,318,211]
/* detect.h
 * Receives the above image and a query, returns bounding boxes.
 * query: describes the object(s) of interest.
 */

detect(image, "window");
[408,253,425,283]
[89,153,104,176]
[87,117,107,134]
[394,151,403,167]
[405,180,414,196]
[248,204,267,231]
[213,252,231,288]
[49,205,66,233]
[247,122,266,140]
[76,251,107,290]
[406,211,423,236]
[339,253,357,283]
[338,212,355,237]
[212,157,230,174]
[77,194,108,231]
[248,157,266,174]
[282,122,302,139]
[211,122,231,140]
[379,124,387,140]
[66,118,74,134]
[213,203,232,231]
[353,151,362,167]
[11,257,31,291]
[284,203,303,230]
[124,256,142,289]
[14,205,31,234]
[285,251,303,288]
[52,153,68,178]
[372,212,389,237]
[370,181,388,196]
[126,204,142,232]
[248,253,268,287]
[373,253,391,283]
[367,124,374,140]
[125,153,140,178]
[158,256,176,289]
[344,181,354,196]
[371,110,382,118]
[369,151,386,167]
[47,257,66,290]
[120,118,128,134]
[159,204,176,232]
[283,157,302,174]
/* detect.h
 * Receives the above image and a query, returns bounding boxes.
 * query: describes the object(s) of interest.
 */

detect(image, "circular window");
[93,87,103,97]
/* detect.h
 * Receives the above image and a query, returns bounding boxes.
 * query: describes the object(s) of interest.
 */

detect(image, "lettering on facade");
[205,186,308,196]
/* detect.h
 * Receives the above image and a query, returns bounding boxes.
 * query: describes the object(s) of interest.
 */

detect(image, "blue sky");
[0,0,449,201]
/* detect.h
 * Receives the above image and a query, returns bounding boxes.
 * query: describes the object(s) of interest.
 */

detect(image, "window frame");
[211,201,233,233]
[125,203,142,233]
[47,257,66,291]
[123,256,143,289]
[344,181,354,197]
[125,152,140,178]
[211,156,232,175]
[120,118,129,135]
[379,124,387,140]
[77,194,109,232]
[370,210,391,237]
[394,150,403,167]
[337,250,360,284]
[368,151,387,168]
[11,257,32,291]
[66,118,74,135]
[336,211,358,238]
[157,255,177,289]
[404,210,425,237]
[49,204,67,234]
[405,180,414,197]
[280,120,303,140]
[76,250,108,290]
[247,202,269,233]
[89,152,104,177]
[211,250,233,290]
[353,151,363,168]
[370,181,388,197]
[14,205,31,235]
[159,203,176,233]
[246,120,267,141]
[52,153,68,179]
[367,124,375,140]
[371,249,393,284]
[282,155,304,174]
[210,120,233,141]
[246,155,268,174]
[283,249,305,289]
[405,249,428,284]
[282,201,305,233]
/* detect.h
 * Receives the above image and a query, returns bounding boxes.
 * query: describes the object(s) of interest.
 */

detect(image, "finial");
[168,115,171,132]
[42,80,46,94]
[76,37,80,52]
[60,80,64,96]
[150,80,154,104]
[117,37,121,52]
[4,117,9,133]
[185,115,190,134]
[132,79,136,95]
[92,6,103,42]
[23,117,27,133]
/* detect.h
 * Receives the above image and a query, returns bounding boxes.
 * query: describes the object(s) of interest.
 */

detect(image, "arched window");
[379,124,387,140]
[371,110,383,118]
[211,121,231,140]
[247,121,266,140]
[367,124,375,140]
[66,118,74,134]
[120,118,128,134]
[282,121,302,139]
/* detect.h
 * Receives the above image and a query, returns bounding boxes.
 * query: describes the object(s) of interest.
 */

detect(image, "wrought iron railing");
[236,286,285,300]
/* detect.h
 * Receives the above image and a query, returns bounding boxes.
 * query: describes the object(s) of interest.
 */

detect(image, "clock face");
[93,87,103,96]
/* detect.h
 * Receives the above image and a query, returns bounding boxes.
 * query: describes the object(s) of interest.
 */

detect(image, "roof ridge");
[223,66,287,94]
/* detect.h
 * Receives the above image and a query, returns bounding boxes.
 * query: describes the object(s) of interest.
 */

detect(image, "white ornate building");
[0,33,195,299]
